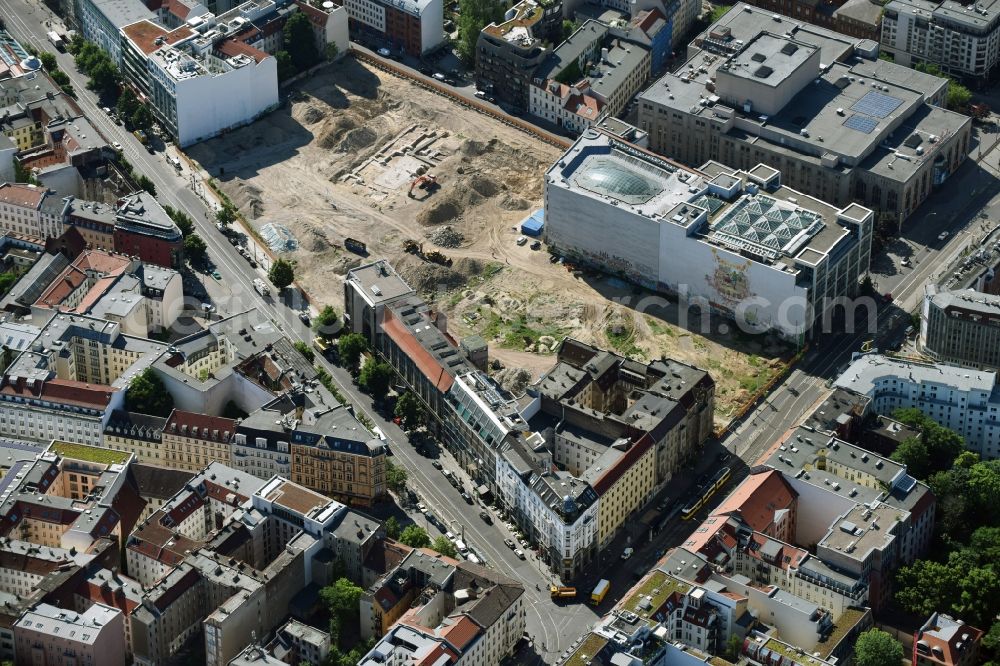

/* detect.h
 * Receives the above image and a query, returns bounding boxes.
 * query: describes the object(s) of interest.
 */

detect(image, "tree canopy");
[313,305,341,337]
[914,62,973,112]
[337,333,368,370]
[320,577,363,635]
[890,408,965,479]
[283,12,320,71]
[394,391,424,430]
[854,629,904,666]
[268,258,295,290]
[431,536,458,558]
[183,233,207,264]
[399,524,431,548]
[384,516,400,540]
[385,460,407,493]
[358,358,393,396]
[125,368,174,417]
[456,0,505,64]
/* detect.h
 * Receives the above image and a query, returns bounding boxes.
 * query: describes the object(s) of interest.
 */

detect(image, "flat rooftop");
[835,353,998,395]
[818,503,899,559]
[722,33,818,88]
[347,260,415,306]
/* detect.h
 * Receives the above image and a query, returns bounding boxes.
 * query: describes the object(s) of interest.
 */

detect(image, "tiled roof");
[216,38,268,63]
[440,615,480,652]
[0,378,117,409]
[380,308,456,392]
[713,469,797,533]
[164,409,235,441]
[0,183,45,209]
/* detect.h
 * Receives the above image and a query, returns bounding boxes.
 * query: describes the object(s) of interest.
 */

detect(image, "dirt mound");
[427,225,464,248]
[498,193,531,211]
[231,181,264,219]
[418,199,462,226]
[452,256,483,277]
[299,222,332,252]
[317,116,359,150]
[299,104,327,125]
[468,175,499,198]
[337,126,378,153]
[460,139,490,157]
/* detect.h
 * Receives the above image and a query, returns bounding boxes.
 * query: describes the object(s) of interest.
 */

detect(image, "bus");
[47,31,65,51]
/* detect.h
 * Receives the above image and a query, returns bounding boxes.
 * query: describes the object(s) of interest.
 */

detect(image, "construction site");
[186,57,790,425]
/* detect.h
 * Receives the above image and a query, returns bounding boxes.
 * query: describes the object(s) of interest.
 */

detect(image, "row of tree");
[37,51,74,97]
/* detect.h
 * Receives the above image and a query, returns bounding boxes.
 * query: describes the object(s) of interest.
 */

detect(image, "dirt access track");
[187,56,789,426]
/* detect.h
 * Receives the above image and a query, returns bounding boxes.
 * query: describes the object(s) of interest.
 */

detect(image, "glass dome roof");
[575,158,661,203]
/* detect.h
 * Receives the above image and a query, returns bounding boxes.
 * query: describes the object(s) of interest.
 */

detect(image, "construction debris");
[427,225,463,248]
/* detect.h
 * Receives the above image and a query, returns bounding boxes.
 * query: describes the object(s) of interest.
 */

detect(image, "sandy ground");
[187,57,788,425]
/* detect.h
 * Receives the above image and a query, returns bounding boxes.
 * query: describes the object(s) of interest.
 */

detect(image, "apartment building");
[342,0,443,56]
[14,602,126,666]
[129,462,192,523]
[360,560,524,666]
[881,0,1000,82]
[476,0,559,110]
[230,619,331,665]
[737,0,881,39]
[162,410,235,471]
[153,311,302,415]
[0,183,65,239]
[113,191,184,268]
[921,286,1000,370]
[103,410,166,464]
[242,387,387,507]
[836,354,1000,459]
[914,613,983,666]
[544,129,874,341]
[531,22,650,125]
[76,0,157,65]
[637,4,971,227]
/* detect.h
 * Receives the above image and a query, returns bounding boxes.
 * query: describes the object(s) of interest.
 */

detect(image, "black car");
[419,66,433,76]
[431,460,443,470]
[298,312,310,326]
[479,510,493,524]
[461,492,474,505]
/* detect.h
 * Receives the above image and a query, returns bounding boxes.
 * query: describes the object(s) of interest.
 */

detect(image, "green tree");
[337,333,369,370]
[385,516,400,539]
[320,577,364,631]
[275,50,297,81]
[891,436,931,479]
[854,629,904,666]
[399,524,430,548]
[284,12,320,71]
[117,87,139,119]
[394,391,424,430]
[38,51,58,71]
[983,621,1000,661]
[136,174,156,196]
[87,58,120,97]
[163,205,195,236]
[313,305,340,337]
[14,160,37,184]
[293,341,315,363]
[893,408,965,478]
[130,103,154,132]
[325,42,340,61]
[269,258,295,290]
[431,536,458,558]
[385,459,407,493]
[560,19,578,41]
[183,233,207,264]
[456,0,505,64]
[0,272,19,296]
[125,368,174,417]
[358,358,393,396]
[216,203,237,226]
[49,69,70,86]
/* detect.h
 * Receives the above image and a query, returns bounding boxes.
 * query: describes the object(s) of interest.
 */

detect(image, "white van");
[455,539,468,554]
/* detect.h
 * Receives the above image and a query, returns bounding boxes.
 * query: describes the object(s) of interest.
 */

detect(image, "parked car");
[211,270,222,281]
[939,231,950,241]
[479,510,492,524]
[504,538,515,549]
[514,548,526,560]
[417,502,427,512]
[900,257,911,267]
[298,312,310,326]
[446,531,456,541]
[516,236,527,246]
[882,292,894,303]
[461,492,474,505]
[432,460,443,470]
[377,47,391,57]
[621,547,634,560]
[530,240,541,250]
[432,72,446,81]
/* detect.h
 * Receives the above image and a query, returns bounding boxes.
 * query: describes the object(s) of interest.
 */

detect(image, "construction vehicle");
[591,579,610,604]
[408,174,439,198]
[550,586,577,600]
[402,240,452,266]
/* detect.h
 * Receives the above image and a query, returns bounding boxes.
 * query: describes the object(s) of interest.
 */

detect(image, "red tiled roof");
[633,7,666,34]
[714,469,797,534]
[216,38,269,63]
[440,615,480,653]
[0,378,117,409]
[81,580,140,613]
[380,309,455,393]
[0,183,45,208]
[164,410,236,442]
[162,0,193,19]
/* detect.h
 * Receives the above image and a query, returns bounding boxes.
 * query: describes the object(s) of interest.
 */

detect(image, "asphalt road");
[0,2,598,659]
[7,3,1000,658]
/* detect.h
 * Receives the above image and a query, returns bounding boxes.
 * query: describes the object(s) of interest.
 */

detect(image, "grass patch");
[50,441,130,465]
[565,633,610,666]
[606,323,644,359]
[645,315,676,337]
[622,570,691,622]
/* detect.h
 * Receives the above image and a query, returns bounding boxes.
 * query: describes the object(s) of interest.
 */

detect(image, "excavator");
[401,239,453,267]
[408,174,439,199]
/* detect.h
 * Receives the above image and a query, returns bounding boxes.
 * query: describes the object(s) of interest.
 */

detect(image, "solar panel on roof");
[850,91,903,119]
[844,114,878,134]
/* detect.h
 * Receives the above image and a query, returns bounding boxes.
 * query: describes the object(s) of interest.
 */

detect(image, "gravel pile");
[428,225,464,248]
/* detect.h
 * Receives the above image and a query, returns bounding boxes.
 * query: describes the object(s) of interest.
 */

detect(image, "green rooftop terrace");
[50,441,130,465]
[564,632,609,666]
[621,570,691,622]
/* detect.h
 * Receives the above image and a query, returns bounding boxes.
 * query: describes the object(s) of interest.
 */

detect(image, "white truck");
[252,278,270,297]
